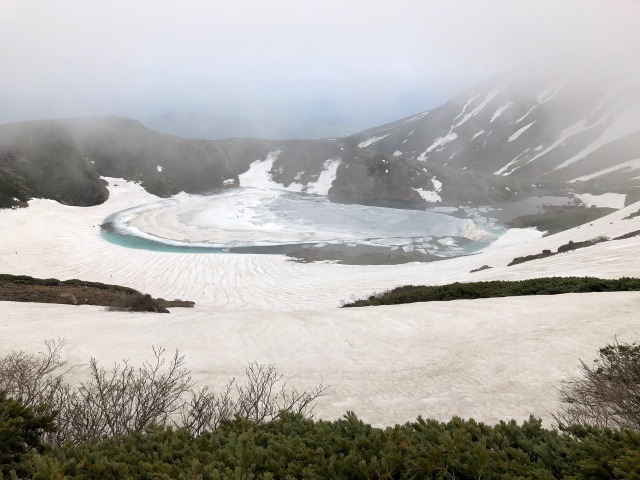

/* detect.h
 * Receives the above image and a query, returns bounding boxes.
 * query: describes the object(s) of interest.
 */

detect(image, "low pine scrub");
[3,340,640,478]
[342,276,640,307]
[5,412,640,479]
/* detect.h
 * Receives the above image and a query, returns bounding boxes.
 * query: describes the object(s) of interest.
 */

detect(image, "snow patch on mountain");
[238,150,303,192]
[358,135,389,148]
[238,151,281,189]
[494,148,532,175]
[404,112,430,123]
[555,103,640,170]
[500,120,592,175]
[508,121,536,142]
[536,85,562,104]
[412,176,443,203]
[490,102,513,123]
[452,86,504,129]
[591,79,634,115]
[451,95,480,125]
[575,193,627,209]
[571,157,640,183]
[413,187,441,203]
[472,130,485,140]
[419,132,458,160]
[515,85,563,124]
[306,158,341,195]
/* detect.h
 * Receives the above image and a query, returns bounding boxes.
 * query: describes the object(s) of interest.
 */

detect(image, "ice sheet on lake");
[107,188,492,249]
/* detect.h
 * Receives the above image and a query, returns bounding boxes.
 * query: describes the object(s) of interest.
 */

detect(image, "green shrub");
[508,249,554,266]
[557,236,608,253]
[0,392,56,478]
[343,277,640,307]
[15,413,640,479]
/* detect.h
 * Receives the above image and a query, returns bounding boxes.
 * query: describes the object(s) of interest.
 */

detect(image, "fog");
[1,0,638,130]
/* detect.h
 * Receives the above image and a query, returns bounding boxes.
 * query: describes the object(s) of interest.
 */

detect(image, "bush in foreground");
[0,392,55,478]
[0,341,327,446]
[556,340,640,431]
[7,413,640,479]
[3,341,640,478]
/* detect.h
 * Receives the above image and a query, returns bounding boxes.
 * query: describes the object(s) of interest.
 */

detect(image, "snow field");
[2,178,640,426]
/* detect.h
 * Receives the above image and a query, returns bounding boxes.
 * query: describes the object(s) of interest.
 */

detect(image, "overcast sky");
[0,0,638,125]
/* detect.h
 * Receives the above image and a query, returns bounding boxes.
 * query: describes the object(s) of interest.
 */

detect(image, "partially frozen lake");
[101,188,503,258]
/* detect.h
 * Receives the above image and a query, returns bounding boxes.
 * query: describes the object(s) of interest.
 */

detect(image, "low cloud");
[0,0,637,124]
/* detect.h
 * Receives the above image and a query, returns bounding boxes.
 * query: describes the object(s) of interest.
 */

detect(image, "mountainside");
[0,121,108,209]
[1,116,549,210]
[3,66,639,211]
[349,67,640,196]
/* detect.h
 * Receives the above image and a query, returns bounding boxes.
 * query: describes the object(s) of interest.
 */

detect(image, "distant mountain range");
[145,111,366,140]
[1,65,639,211]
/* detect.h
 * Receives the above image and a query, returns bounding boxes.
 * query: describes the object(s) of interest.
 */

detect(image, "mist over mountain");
[5,45,640,215]
[146,111,367,141]
[349,64,640,193]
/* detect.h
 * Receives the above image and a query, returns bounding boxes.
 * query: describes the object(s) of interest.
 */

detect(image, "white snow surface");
[306,159,341,195]
[500,120,592,175]
[156,165,163,172]
[412,187,441,203]
[238,151,303,193]
[2,178,640,426]
[570,157,640,183]
[508,121,536,142]
[472,130,485,140]
[419,132,458,160]
[451,95,480,125]
[555,102,640,170]
[515,85,563,124]
[358,135,389,148]
[452,87,504,129]
[575,193,627,209]
[490,102,513,123]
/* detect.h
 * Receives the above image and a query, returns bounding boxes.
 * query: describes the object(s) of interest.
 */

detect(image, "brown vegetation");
[555,340,640,430]
[0,340,328,445]
[0,274,194,312]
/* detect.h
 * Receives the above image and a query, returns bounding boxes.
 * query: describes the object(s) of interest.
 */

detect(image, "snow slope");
[348,70,640,188]
[2,179,640,426]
